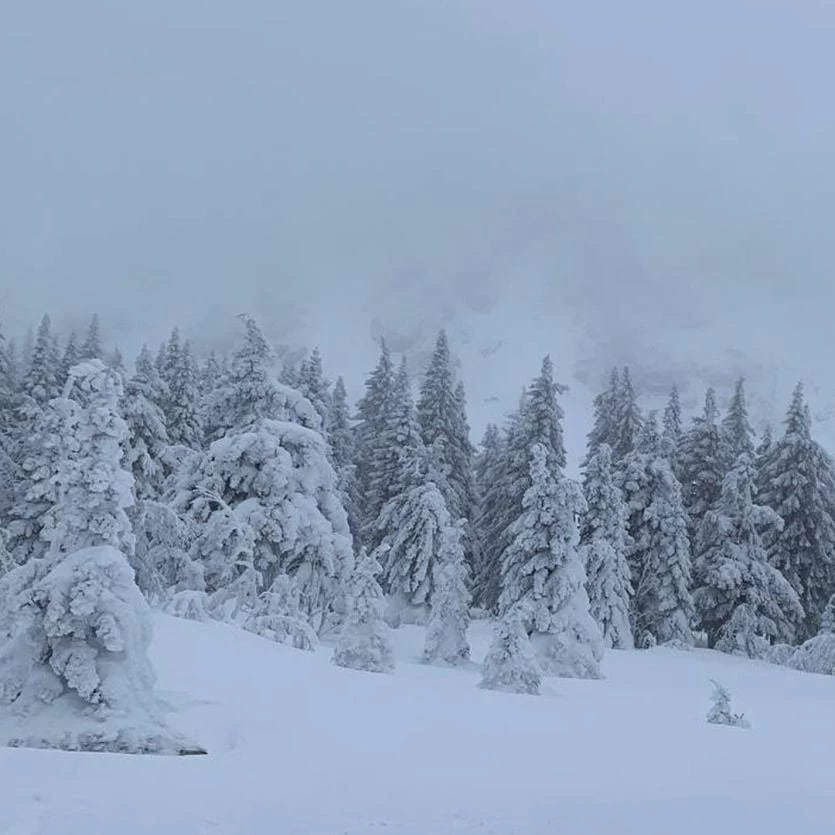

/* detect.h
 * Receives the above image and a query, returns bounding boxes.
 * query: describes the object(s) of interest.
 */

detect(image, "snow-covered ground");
[1,614,833,834]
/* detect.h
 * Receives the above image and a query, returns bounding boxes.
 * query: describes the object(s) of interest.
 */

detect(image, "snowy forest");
[0,309,834,753]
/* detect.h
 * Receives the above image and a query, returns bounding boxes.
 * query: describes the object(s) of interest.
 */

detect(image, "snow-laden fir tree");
[296,347,331,428]
[693,454,802,654]
[333,549,395,673]
[473,423,507,610]
[756,382,835,639]
[662,385,683,470]
[355,339,396,535]
[500,443,603,678]
[158,329,203,450]
[423,521,471,665]
[612,367,643,461]
[326,376,362,549]
[0,359,199,754]
[246,573,318,651]
[174,317,352,633]
[579,444,633,649]
[22,314,60,406]
[620,414,694,646]
[479,602,542,695]
[721,378,755,469]
[706,680,750,728]
[678,387,724,534]
[584,368,620,466]
[122,345,169,501]
[60,332,80,379]
[416,331,479,571]
[820,594,835,634]
[79,313,103,361]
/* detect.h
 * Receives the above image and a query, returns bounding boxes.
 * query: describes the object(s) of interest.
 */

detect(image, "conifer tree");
[819,594,835,635]
[757,383,835,638]
[580,445,633,649]
[61,332,80,379]
[662,385,683,470]
[333,549,395,673]
[473,423,507,610]
[423,521,471,665]
[678,387,724,533]
[327,376,362,549]
[22,314,59,405]
[246,574,318,650]
[479,602,541,695]
[499,443,603,678]
[721,378,755,467]
[693,454,802,652]
[621,415,694,646]
[296,347,331,428]
[612,367,642,461]
[159,330,202,449]
[355,340,396,534]
[122,346,169,500]
[585,368,621,465]
[79,313,103,360]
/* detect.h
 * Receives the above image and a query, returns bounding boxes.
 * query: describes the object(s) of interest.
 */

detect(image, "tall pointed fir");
[326,376,362,549]
[721,378,755,468]
[173,317,352,633]
[416,331,479,574]
[296,347,331,428]
[579,444,633,649]
[662,385,683,469]
[620,414,694,646]
[756,383,835,639]
[61,332,80,379]
[612,367,642,461]
[677,387,724,535]
[79,313,103,360]
[355,340,396,539]
[159,330,203,450]
[473,423,507,610]
[370,359,458,620]
[584,368,621,465]
[693,453,801,654]
[22,314,60,406]
[0,359,200,754]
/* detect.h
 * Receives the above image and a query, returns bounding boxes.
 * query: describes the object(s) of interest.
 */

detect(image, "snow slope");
[1,615,833,834]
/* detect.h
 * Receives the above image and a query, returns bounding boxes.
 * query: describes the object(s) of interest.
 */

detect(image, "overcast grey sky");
[3,1,835,434]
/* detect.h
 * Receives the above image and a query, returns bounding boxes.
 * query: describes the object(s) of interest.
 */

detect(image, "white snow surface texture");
[0,614,833,834]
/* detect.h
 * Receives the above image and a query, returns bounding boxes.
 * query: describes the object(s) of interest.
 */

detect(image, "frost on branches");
[500,444,603,679]
[479,603,542,695]
[423,522,471,666]
[333,550,395,674]
[0,361,200,754]
[580,445,633,649]
[246,574,318,651]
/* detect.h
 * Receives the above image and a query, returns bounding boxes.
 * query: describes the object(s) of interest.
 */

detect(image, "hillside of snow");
[1,613,832,834]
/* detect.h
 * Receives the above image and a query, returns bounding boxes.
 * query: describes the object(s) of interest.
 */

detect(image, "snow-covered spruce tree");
[721,378,755,468]
[678,387,724,536]
[296,347,331,428]
[820,594,835,634]
[122,346,169,501]
[78,313,103,361]
[706,680,750,729]
[423,521,471,665]
[473,422,507,610]
[327,376,362,550]
[333,549,395,673]
[662,385,683,471]
[584,368,620,467]
[479,602,542,695]
[416,331,479,572]
[22,314,60,406]
[612,367,643,462]
[693,454,802,653]
[756,382,835,639]
[355,340,397,543]
[580,444,633,649]
[0,527,13,578]
[620,415,694,646]
[158,329,203,450]
[60,332,80,380]
[0,360,200,754]
[246,573,318,651]
[174,317,352,633]
[499,443,603,678]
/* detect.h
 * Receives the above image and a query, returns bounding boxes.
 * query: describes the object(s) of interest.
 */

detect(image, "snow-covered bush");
[246,574,318,651]
[786,634,835,675]
[165,590,211,622]
[333,550,394,674]
[479,604,541,695]
[706,680,750,729]
[423,523,471,666]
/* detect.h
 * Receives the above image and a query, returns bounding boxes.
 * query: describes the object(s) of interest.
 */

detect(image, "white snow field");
[1,615,833,835]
